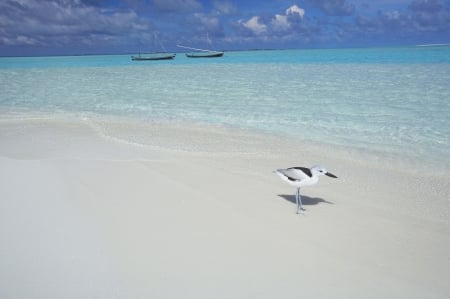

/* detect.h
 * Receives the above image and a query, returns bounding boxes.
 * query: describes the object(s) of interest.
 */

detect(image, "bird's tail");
[273,169,289,181]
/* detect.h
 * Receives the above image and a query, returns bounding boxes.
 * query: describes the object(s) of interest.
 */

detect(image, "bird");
[274,165,337,214]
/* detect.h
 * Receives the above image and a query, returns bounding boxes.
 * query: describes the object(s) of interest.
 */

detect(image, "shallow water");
[1,47,449,173]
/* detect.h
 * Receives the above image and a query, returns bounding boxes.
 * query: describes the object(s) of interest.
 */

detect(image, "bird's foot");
[296,208,306,215]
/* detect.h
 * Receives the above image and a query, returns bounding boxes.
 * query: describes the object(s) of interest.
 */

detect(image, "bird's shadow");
[278,194,334,206]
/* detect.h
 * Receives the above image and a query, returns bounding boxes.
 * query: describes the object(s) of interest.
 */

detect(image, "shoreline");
[1,114,450,298]
[2,111,449,176]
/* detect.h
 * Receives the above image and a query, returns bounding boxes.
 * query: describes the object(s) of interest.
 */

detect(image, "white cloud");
[272,14,290,31]
[272,5,305,32]
[286,4,305,17]
[242,16,267,35]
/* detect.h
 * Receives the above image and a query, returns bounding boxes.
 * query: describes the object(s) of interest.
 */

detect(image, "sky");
[0,0,449,56]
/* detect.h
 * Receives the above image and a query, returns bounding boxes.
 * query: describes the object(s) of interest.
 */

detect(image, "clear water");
[1,47,450,171]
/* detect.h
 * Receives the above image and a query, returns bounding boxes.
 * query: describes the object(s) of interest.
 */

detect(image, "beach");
[1,47,450,298]
[1,115,449,298]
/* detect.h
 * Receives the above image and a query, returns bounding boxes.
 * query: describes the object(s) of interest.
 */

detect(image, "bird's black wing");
[289,167,312,178]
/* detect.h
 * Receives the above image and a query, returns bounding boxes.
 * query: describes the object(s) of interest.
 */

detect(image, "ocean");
[1,46,449,173]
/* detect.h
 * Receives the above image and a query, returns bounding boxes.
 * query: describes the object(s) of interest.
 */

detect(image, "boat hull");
[131,54,176,61]
[186,52,224,58]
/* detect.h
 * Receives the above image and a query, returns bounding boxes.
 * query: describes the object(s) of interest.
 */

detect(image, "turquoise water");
[1,47,450,171]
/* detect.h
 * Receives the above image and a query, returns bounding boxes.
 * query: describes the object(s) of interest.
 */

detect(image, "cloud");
[0,0,152,51]
[286,4,305,17]
[230,4,318,49]
[272,14,290,31]
[408,0,450,32]
[344,0,450,45]
[272,5,305,32]
[1,0,449,55]
[234,4,310,46]
[1,35,38,46]
[240,16,267,35]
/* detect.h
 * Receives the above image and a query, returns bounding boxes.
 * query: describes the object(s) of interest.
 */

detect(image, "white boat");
[131,53,176,61]
[131,33,176,61]
[177,34,224,58]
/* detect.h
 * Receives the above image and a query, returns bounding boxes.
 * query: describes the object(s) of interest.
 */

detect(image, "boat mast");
[176,45,213,52]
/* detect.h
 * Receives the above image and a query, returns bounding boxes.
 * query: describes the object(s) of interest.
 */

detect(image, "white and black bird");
[274,166,337,214]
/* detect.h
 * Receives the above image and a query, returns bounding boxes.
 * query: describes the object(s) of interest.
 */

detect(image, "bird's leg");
[298,189,305,212]
[295,188,300,214]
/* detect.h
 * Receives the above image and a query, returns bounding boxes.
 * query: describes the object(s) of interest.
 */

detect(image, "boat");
[131,53,176,61]
[177,45,224,58]
[185,51,224,58]
[131,33,176,61]
[177,34,224,58]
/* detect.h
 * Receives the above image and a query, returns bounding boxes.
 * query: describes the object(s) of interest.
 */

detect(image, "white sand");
[1,116,449,299]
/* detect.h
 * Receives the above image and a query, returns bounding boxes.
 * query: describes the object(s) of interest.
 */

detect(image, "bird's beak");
[325,172,338,178]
